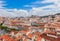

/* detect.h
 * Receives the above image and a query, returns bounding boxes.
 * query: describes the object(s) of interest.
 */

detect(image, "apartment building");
[54,13,60,22]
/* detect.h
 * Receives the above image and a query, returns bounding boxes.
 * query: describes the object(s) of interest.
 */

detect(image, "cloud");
[24,0,54,8]
[41,0,56,3]
[0,8,29,17]
[29,7,56,16]
[0,0,29,17]
[0,0,16,17]
[41,0,60,11]
[0,1,6,8]
[0,0,60,17]
[12,9,29,17]
[42,0,60,8]
[29,0,60,16]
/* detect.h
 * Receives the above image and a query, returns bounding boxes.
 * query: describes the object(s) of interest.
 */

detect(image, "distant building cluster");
[0,13,59,27]
[0,13,60,41]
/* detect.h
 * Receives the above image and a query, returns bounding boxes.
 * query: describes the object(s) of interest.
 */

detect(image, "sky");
[0,0,60,17]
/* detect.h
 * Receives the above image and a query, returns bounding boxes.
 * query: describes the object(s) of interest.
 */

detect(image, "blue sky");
[5,0,38,9]
[0,0,60,17]
[4,0,54,9]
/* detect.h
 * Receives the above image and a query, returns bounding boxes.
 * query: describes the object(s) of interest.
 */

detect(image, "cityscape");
[0,13,59,41]
[0,0,60,41]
